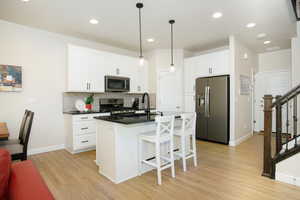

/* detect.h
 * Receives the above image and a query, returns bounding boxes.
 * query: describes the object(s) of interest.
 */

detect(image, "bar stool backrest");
[180,113,196,135]
[155,115,175,140]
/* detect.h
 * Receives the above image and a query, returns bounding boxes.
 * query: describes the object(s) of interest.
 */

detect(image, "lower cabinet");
[64,113,110,154]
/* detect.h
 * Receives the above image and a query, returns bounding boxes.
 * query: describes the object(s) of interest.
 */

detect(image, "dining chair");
[0,110,29,145]
[0,111,34,161]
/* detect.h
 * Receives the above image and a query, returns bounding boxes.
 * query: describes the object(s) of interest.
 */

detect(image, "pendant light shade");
[136,2,144,66]
[169,19,175,72]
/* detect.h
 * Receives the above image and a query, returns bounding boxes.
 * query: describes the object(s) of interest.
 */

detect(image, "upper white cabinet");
[67,44,148,93]
[184,49,229,95]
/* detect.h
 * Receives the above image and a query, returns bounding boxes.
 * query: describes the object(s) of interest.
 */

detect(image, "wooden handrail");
[263,83,300,179]
[272,83,300,107]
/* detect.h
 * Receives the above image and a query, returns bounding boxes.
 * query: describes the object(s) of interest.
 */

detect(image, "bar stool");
[138,115,175,185]
[174,113,197,171]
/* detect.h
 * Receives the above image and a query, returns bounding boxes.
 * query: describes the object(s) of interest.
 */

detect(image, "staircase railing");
[262,83,300,179]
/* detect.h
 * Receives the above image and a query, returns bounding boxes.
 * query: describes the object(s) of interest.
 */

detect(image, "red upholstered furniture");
[0,149,54,200]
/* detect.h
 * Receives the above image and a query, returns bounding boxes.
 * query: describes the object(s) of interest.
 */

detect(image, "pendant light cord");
[169,20,175,66]
[171,22,174,66]
[137,3,143,58]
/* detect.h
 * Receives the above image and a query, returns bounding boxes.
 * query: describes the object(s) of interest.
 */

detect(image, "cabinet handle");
[81,127,88,130]
[86,83,89,90]
[81,117,88,120]
[81,140,89,143]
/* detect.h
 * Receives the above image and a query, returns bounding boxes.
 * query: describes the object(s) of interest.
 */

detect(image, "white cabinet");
[67,44,148,93]
[67,46,91,92]
[64,113,110,154]
[207,50,229,76]
[184,49,229,95]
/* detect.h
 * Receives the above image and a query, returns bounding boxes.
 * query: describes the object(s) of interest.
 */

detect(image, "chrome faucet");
[142,92,150,118]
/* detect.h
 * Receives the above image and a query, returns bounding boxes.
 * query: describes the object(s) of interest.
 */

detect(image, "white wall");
[292,21,300,86]
[0,20,137,154]
[229,36,258,146]
[276,153,300,187]
[258,49,291,72]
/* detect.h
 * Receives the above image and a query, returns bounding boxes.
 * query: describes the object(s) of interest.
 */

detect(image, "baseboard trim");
[276,172,300,187]
[229,132,252,147]
[28,144,65,155]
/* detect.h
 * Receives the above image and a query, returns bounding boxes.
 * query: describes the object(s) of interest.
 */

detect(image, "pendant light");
[169,19,175,72]
[136,2,144,66]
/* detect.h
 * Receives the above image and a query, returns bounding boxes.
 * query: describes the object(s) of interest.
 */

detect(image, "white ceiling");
[0,0,297,53]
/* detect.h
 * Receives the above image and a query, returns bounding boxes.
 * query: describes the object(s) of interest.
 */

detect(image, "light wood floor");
[30,134,300,200]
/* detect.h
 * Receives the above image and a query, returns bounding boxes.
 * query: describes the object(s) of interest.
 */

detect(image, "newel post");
[262,95,273,178]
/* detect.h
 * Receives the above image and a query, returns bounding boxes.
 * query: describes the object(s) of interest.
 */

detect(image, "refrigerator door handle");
[204,86,208,117]
[207,86,210,118]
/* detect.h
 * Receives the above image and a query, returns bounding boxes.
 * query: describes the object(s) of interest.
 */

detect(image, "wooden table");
[0,122,9,140]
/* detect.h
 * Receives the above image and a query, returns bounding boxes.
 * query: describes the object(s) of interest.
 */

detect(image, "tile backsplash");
[63,92,156,112]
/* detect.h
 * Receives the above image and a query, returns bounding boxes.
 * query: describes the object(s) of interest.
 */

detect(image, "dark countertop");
[63,111,110,115]
[63,108,156,115]
[94,113,158,125]
[94,113,181,125]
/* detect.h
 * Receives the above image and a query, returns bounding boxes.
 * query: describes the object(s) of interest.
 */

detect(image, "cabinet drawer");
[74,134,96,150]
[73,115,94,122]
[74,122,96,135]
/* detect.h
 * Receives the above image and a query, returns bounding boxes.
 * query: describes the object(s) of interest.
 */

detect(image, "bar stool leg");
[192,135,197,167]
[181,135,187,172]
[170,140,175,178]
[156,142,162,185]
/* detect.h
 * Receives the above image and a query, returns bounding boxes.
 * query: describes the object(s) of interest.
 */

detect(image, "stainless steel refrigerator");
[195,75,229,144]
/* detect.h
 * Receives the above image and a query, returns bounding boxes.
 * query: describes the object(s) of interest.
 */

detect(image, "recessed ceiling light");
[147,38,155,43]
[212,12,223,19]
[21,0,30,2]
[264,40,271,45]
[246,23,256,28]
[266,46,280,51]
[89,19,99,24]
[257,33,267,39]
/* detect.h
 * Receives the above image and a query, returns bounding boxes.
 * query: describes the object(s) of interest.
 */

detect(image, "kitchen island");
[94,112,186,184]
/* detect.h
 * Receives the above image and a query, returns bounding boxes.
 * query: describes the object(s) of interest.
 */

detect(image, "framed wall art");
[0,65,22,92]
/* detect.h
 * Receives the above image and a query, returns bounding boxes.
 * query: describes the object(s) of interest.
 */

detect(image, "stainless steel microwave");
[105,76,130,92]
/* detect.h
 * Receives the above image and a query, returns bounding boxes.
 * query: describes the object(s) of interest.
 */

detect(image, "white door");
[157,69,183,112]
[254,71,291,132]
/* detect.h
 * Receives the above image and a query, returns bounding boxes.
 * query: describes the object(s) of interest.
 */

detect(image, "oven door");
[105,76,130,92]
